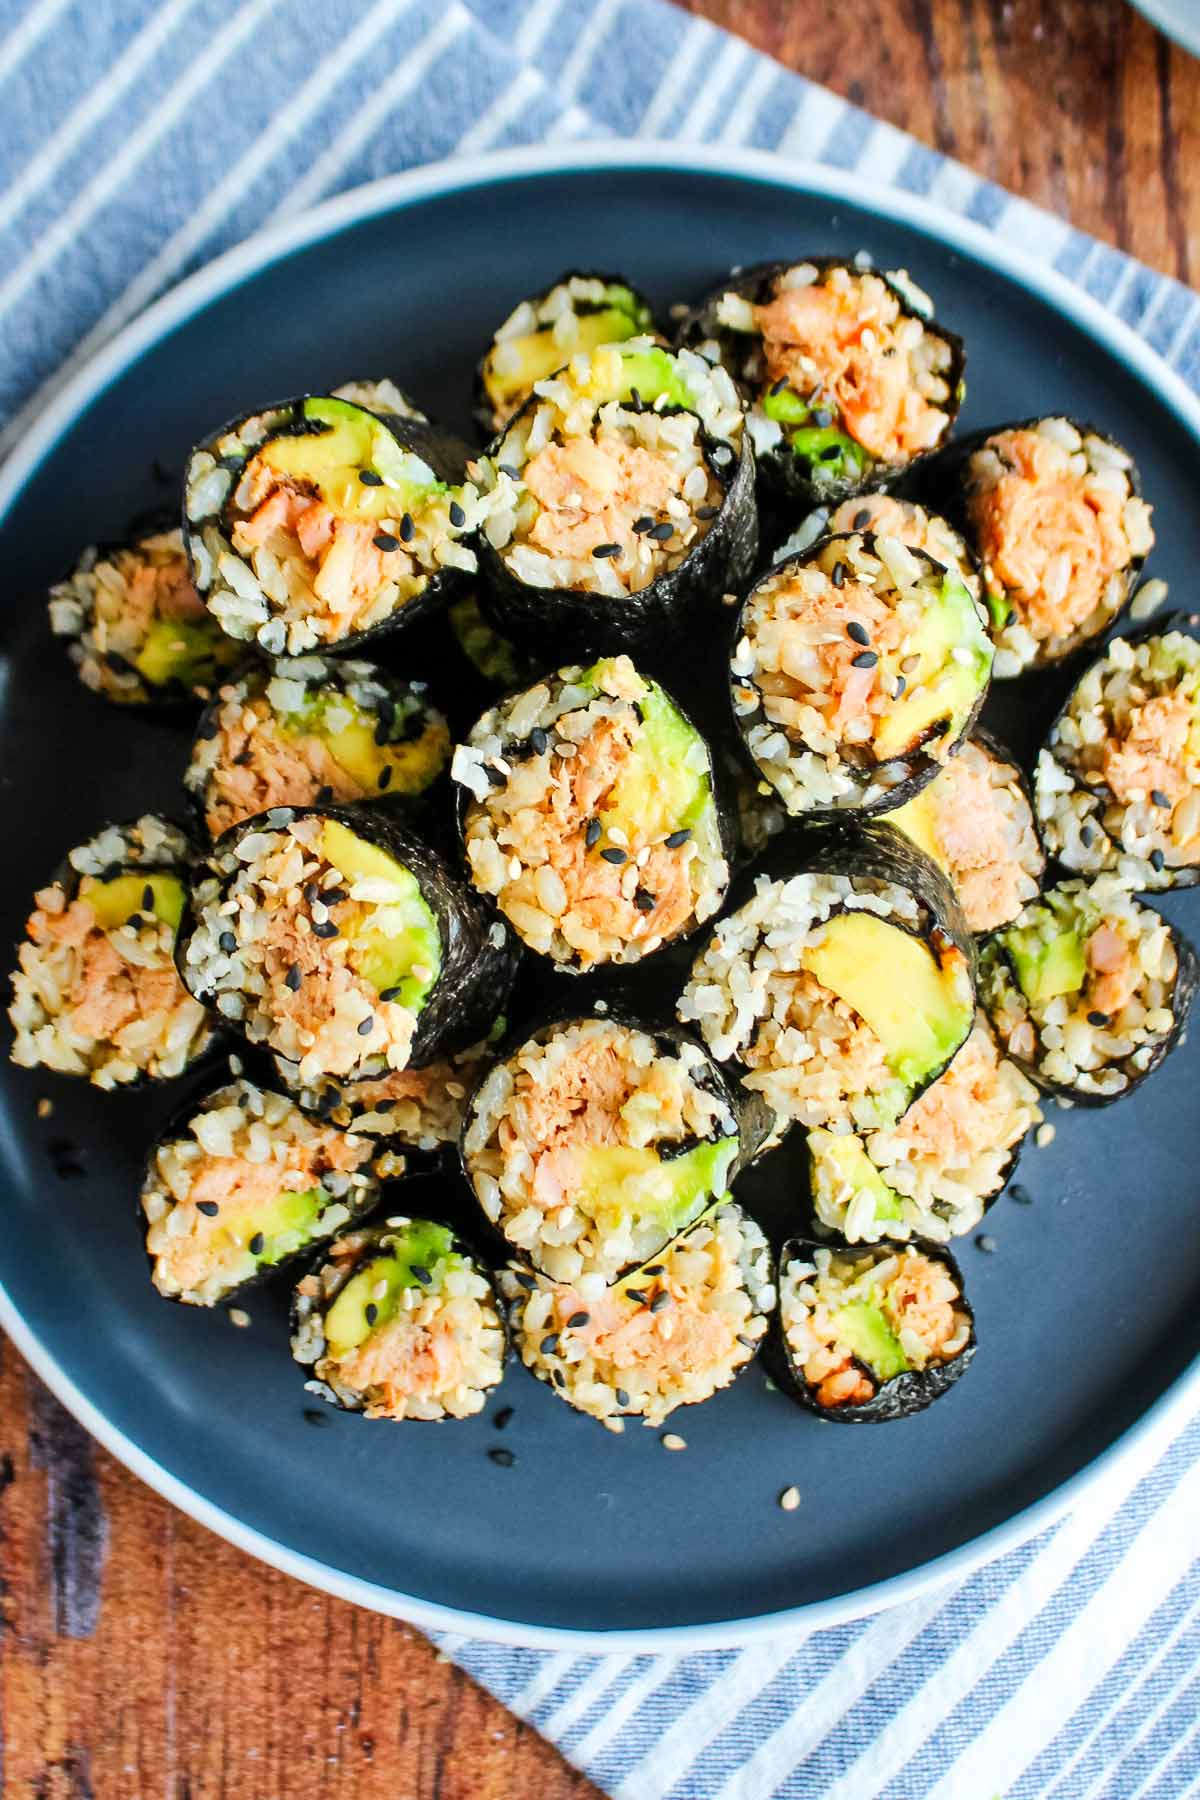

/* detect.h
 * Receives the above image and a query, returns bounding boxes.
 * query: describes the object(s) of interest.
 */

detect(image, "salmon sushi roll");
[178,806,517,1084]
[476,272,658,437]
[184,389,489,657]
[185,657,450,840]
[775,1238,975,1421]
[499,1201,773,1430]
[730,530,993,818]
[272,1032,494,1150]
[452,655,732,972]
[678,823,975,1135]
[48,525,243,708]
[978,874,1197,1104]
[806,1017,1041,1244]
[1034,622,1200,891]
[931,416,1155,676]
[775,491,982,604]
[886,730,1045,933]
[141,1077,386,1306]
[292,1216,507,1420]
[8,815,215,1089]
[677,258,964,505]
[462,1014,769,1284]
[471,340,755,657]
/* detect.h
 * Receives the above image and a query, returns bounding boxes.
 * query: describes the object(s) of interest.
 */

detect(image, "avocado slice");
[583,665,713,843]
[82,871,185,932]
[885,783,942,867]
[809,1129,903,1227]
[802,911,970,1090]
[257,396,446,526]
[573,1137,738,1236]
[874,577,992,763]
[278,692,445,797]
[134,617,237,691]
[487,292,651,409]
[588,345,697,414]
[834,1296,909,1381]
[318,819,441,1007]
[324,1220,456,1356]
[1000,918,1086,1005]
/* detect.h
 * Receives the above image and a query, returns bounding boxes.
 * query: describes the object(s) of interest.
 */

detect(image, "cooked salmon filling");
[187,658,450,839]
[480,274,656,432]
[809,1020,1042,1244]
[889,737,1044,933]
[980,876,1183,1100]
[501,1203,772,1429]
[777,493,981,603]
[454,655,728,970]
[275,1035,490,1147]
[464,1018,741,1283]
[182,814,440,1083]
[781,1244,971,1409]
[1036,631,1200,891]
[476,342,742,598]
[142,1080,379,1305]
[714,264,954,472]
[965,419,1154,676]
[48,527,239,705]
[292,1220,505,1421]
[731,532,993,815]
[9,816,213,1089]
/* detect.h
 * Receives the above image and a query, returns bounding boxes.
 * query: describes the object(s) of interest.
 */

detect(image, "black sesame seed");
[357,1015,375,1036]
[499,463,522,479]
[249,1232,265,1256]
[634,888,656,913]
[374,718,391,746]
[219,931,237,955]
[304,882,319,906]
[566,1311,590,1329]
[411,1264,432,1286]
[846,620,870,645]
[851,650,878,670]
[737,1333,758,1349]
[1009,1183,1033,1205]
[650,1291,672,1313]
[322,888,347,907]
[649,521,674,541]
[378,765,393,790]
[379,985,403,1003]
[695,504,721,520]
[852,508,871,529]
[1151,790,1171,809]
[540,1333,559,1355]
[820,444,842,461]
[643,1264,665,1276]
[829,562,846,589]
[585,817,602,849]
[493,1406,514,1430]
[813,409,834,429]
[770,377,789,397]
[399,512,415,542]
[373,532,398,552]
[303,1408,332,1427]
[142,884,155,911]
[893,677,907,700]
[664,828,691,849]
[625,1288,649,1307]
[1080,825,1095,846]
[316,785,334,805]
[486,763,507,787]
[312,920,340,939]
[592,542,621,559]
[449,500,467,528]
[600,846,627,864]
[488,1447,516,1468]
[1151,849,1166,871]
[358,468,383,486]
[976,1233,998,1254]
[197,715,219,740]
[552,1368,566,1388]
[1005,609,1017,628]
[530,727,549,755]
[1088,1010,1111,1027]
[632,516,654,534]
[615,1388,631,1407]
[285,962,303,992]
[513,1271,536,1291]
[628,387,644,412]
[197,1201,220,1218]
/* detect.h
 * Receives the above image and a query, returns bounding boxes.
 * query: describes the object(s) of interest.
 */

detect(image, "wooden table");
[3,4,1194,1794]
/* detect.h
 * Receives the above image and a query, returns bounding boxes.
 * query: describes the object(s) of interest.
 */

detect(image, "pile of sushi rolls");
[807,1017,1041,1244]
[9,814,214,1089]
[141,1077,384,1306]
[452,654,731,971]
[933,416,1155,676]
[1034,621,1200,891]
[676,257,964,505]
[462,1013,768,1283]
[185,657,450,840]
[178,804,517,1084]
[678,823,975,1134]
[499,1200,773,1429]
[272,1033,493,1150]
[775,491,981,604]
[48,524,243,708]
[471,340,755,656]
[978,874,1197,1103]
[291,1216,506,1420]
[183,388,490,657]
[476,272,658,436]
[886,730,1045,933]
[730,530,993,818]
[776,1238,974,1421]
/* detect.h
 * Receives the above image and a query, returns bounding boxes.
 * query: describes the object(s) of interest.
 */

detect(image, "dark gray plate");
[2,147,1198,1647]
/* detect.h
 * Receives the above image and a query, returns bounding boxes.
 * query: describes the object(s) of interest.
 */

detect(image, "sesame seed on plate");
[778,1485,801,1512]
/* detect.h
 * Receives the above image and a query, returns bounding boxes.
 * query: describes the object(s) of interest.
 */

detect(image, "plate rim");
[2,139,1198,1651]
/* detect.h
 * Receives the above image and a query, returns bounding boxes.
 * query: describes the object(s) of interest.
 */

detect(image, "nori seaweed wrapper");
[770,1234,976,1422]
[176,803,520,1072]
[675,258,966,507]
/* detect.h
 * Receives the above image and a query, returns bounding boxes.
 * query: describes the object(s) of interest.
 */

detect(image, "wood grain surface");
[3,3,1195,1795]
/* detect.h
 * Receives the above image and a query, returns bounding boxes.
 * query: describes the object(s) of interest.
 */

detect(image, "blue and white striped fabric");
[2,3,1198,1794]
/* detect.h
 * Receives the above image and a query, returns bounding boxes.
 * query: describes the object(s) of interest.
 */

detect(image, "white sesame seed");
[1036,1123,1056,1148]
[661,1432,687,1451]
[778,1485,801,1512]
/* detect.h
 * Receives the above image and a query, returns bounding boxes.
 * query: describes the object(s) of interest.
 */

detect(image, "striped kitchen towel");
[1,2,1198,1796]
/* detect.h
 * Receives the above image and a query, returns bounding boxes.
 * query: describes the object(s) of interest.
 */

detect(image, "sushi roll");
[807,1017,1041,1244]
[48,524,243,708]
[774,491,982,604]
[476,272,658,436]
[499,1200,773,1429]
[978,874,1197,1104]
[8,814,215,1089]
[185,657,450,839]
[678,823,976,1134]
[928,416,1155,676]
[183,390,490,657]
[775,1238,975,1421]
[729,530,993,818]
[177,805,517,1084]
[471,340,755,658]
[271,1032,493,1150]
[452,655,731,972]
[676,258,964,505]
[1034,621,1200,892]
[461,1013,769,1283]
[141,1077,385,1306]
[886,730,1045,933]
[291,1216,507,1420]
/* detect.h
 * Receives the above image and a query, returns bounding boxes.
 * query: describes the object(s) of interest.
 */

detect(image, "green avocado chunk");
[582,663,713,845]
[324,1220,456,1356]
[573,1136,738,1238]
[258,396,446,525]
[319,819,441,1008]
[603,345,698,414]
[487,291,652,409]
[134,617,236,691]
[1002,920,1087,1005]
[809,1130,903,1226]
[834,1296,909,1382]
[874,576,992,762]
